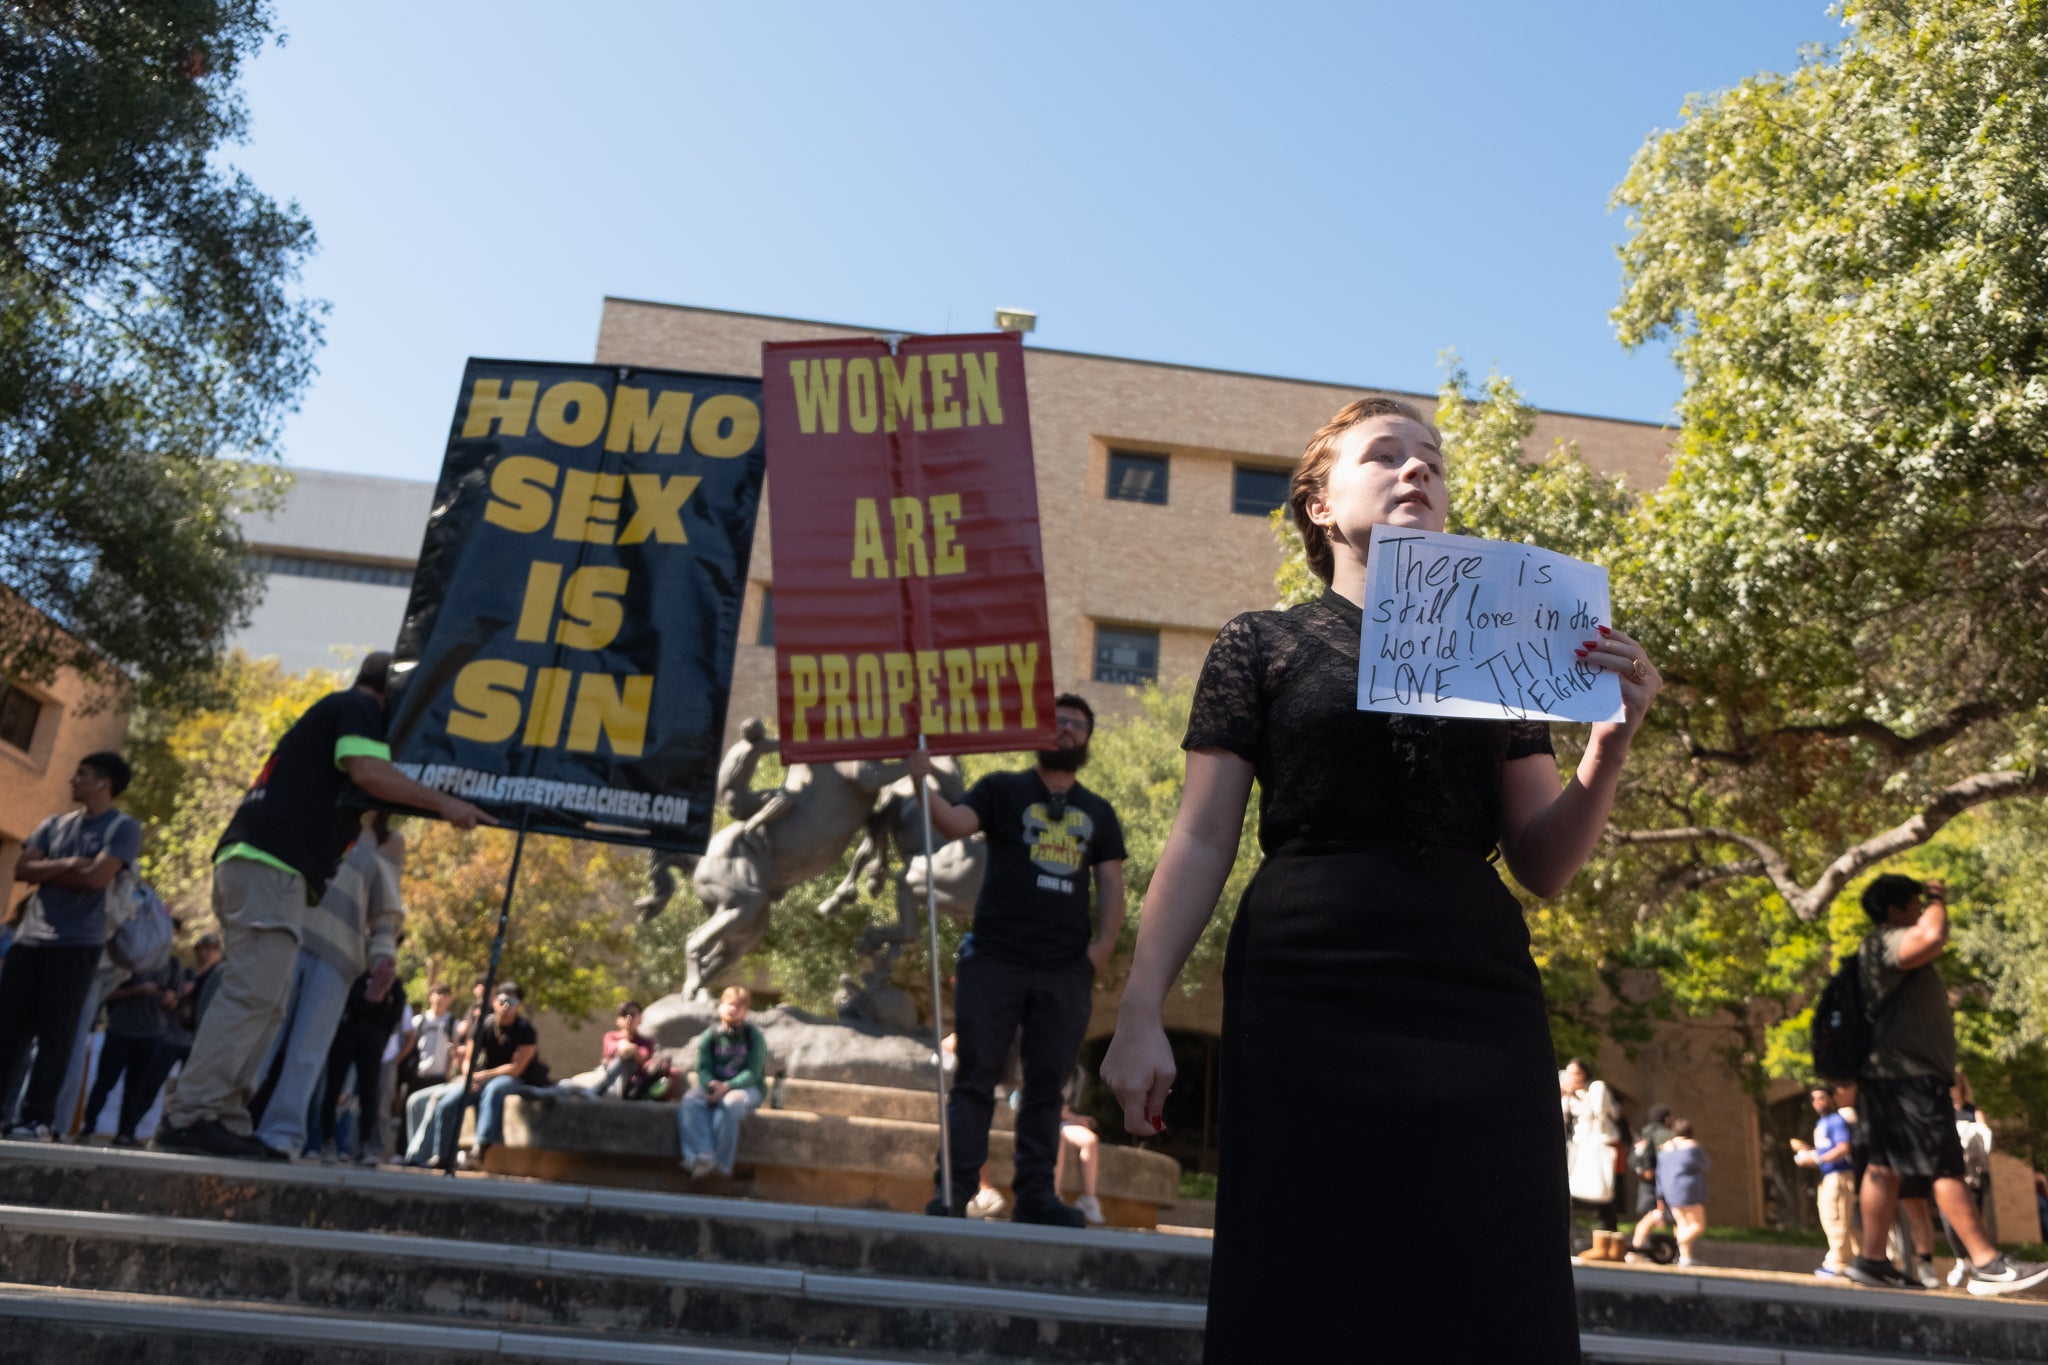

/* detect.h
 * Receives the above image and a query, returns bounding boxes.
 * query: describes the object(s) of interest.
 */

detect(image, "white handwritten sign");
[1356,524,1624,725]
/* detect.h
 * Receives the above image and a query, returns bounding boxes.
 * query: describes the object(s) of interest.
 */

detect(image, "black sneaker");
[153,1118,266,1158]
[1845,1256,1924,1290]
[1965,1255,2048,1297]
[2,1123,55,1143]
[1012,1195,1087,1228]
[925,1191,970,1217]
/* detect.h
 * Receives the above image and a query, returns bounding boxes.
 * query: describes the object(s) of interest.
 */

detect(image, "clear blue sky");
[234,2,1846,481]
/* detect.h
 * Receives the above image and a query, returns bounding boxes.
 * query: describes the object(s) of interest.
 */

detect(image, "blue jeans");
[404,1074,538,1163]
[254,952,352,1155]
[679,1085,762,1175]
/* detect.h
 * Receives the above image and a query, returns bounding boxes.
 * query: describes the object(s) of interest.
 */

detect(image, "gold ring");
[1630,657,1648,683]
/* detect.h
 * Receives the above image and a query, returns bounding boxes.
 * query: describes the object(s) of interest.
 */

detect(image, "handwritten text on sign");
[1356,525,1624,724]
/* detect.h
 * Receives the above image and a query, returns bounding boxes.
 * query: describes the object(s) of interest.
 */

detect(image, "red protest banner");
[762,331,1055,764]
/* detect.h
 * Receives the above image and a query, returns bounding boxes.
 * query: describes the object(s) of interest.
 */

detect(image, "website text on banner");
[763,332,1055,764]
[382,359,765,852]
[1356,524,1624,725]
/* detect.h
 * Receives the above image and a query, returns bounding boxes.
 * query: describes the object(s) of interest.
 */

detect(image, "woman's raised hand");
[1100,1019,1176,1138]
[1575,625,1662,733]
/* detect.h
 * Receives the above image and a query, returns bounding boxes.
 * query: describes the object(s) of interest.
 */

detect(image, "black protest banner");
[384,358,764,853]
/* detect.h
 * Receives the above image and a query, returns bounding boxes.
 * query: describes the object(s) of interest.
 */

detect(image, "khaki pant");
[1818,1168,1859,1271]
[162,859,305,1135]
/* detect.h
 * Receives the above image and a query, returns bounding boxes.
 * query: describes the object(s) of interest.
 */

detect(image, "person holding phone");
[1100,396,1662,1361]
[1846,874,2048,1295]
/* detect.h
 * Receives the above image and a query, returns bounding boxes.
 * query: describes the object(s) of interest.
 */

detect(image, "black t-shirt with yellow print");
[961,769,1125,967]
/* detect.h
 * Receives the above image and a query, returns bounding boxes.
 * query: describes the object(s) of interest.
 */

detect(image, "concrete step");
[0,1204,1206,1365]
[0,1143,1209,1303]
[0,1283,933,1364]
[1575,1262,2048,1365]
[1580,1332,1968,1364]
[773,1080,1015,1131]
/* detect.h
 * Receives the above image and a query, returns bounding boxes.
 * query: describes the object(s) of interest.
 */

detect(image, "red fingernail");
[1574,648,1587,658]
[1583,640,1598,649]
[1150,1114,1164,1132]
[1597,625,1611,636]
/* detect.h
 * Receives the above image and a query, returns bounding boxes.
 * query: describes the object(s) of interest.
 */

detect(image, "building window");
[1232,464,1291,517]
[1093,625,1159,687]
[756,587,775,646]
[0,683,41,753]
[249,551,415,590]
[1105,450,1168,505]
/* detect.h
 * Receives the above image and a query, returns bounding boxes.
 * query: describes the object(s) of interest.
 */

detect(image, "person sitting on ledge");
[679,986,766,1180]
[403,981,544,1169]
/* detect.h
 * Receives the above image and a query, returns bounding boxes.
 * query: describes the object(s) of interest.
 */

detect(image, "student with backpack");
[0,753,144,1142]
[1835,875,2048,1295]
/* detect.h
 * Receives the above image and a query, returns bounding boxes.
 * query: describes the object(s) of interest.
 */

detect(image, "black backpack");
[1810,949,1871,1082]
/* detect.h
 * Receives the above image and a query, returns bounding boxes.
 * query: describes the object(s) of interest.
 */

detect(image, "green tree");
[1,2,321,705]
[400,821,642,1024]
[1604,0,2048,918]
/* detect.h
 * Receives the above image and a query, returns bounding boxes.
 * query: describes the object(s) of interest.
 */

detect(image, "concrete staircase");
[0,1143,1203,1364]
[3,1143,2047,1363]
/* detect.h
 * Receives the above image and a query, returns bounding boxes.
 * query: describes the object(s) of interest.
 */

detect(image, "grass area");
[1178,1171,1218,1201]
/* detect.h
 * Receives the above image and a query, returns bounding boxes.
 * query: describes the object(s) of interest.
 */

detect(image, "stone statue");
[642,719,912,1001]
[639,720,991,1018]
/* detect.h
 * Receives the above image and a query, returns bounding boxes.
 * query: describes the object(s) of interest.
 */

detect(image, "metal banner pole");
[441,807,531,1174]
[918,734,954,1209]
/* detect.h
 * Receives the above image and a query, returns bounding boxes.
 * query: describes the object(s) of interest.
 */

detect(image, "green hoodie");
[693,1021,767,1093]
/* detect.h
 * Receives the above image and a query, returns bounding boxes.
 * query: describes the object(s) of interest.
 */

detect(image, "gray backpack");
[108,882,174,975]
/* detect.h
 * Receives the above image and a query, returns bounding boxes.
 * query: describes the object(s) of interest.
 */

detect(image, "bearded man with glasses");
[907,694,1126,1226]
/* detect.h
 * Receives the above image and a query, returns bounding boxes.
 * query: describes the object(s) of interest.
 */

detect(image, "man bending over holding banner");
[158,652,493,1159]
[908,694,1125,1227]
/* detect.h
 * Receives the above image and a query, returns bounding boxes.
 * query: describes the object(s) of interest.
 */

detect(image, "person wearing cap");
[157,652,493,1160]
[402,981,543,1168]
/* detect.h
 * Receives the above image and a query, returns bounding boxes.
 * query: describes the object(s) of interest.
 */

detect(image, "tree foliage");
[1605,0,2048,918]
[1,2,321,704]
[398,821,641,1024]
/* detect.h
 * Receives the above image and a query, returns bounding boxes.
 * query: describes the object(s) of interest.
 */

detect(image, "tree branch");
[1606,825,1806,908]
[1774,701,2007,759]
[1794,767,2048,919]
[1656,859,1768,893]
[1680,698,2012,767]
[1610,766,2048,920]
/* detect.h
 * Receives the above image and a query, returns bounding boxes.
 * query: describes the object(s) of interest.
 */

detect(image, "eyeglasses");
[1053,717,1089,733]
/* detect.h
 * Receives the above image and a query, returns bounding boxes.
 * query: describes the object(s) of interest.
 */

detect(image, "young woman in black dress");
[1101,397,1662,1362]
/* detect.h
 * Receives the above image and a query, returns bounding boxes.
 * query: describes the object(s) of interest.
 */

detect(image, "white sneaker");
[1073,1194,1105,1226]
[688,1156,717,1179]
[1947,1258,1971,1287]
[966,1187,1009,1220]
[1916,1258,1940,1289]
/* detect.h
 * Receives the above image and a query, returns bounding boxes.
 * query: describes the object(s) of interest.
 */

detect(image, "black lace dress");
[1184,592,1579,1363]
